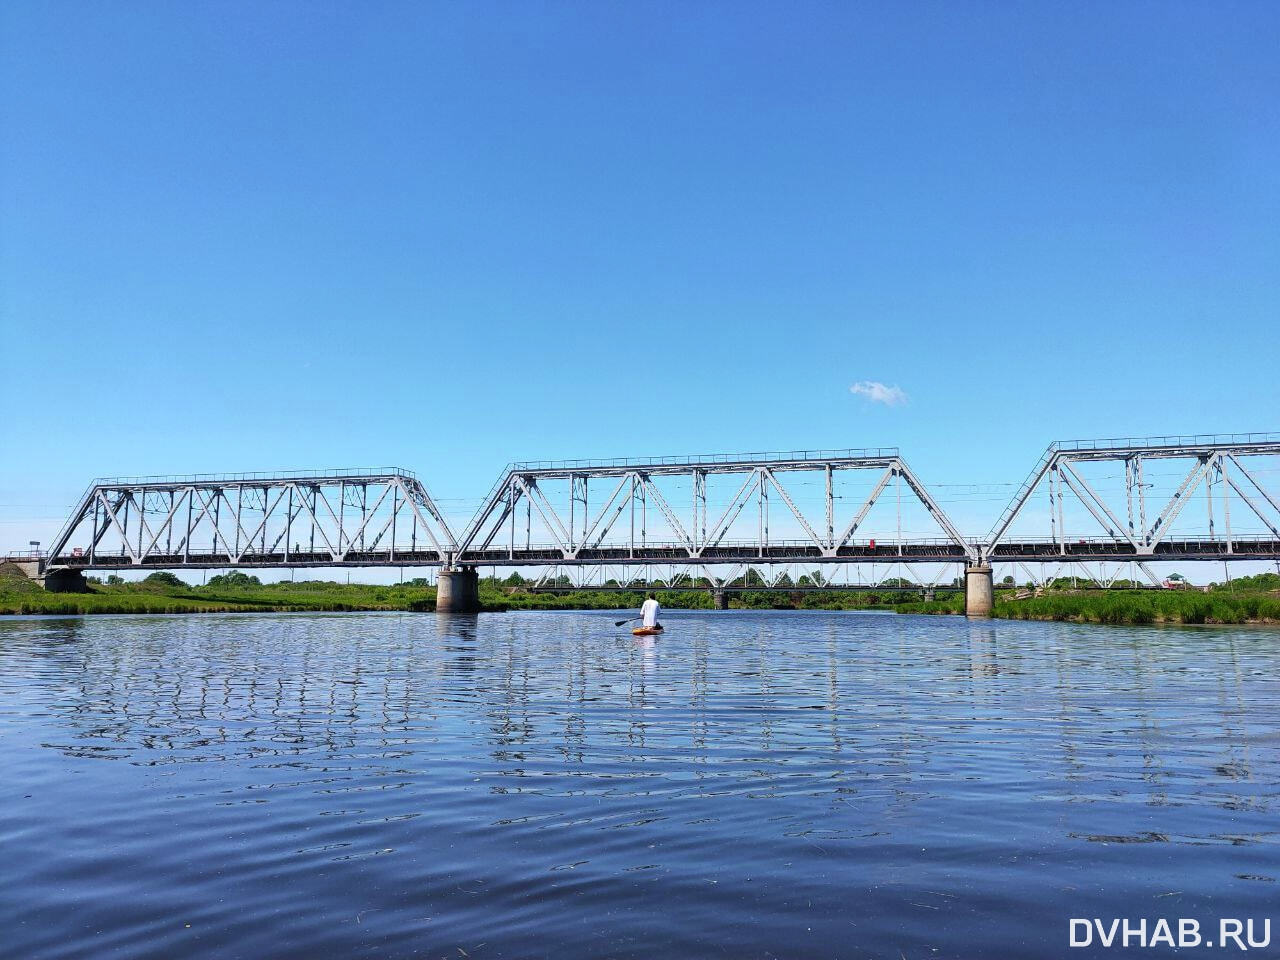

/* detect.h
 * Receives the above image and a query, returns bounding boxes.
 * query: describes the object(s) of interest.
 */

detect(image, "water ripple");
[1,610,1277,958]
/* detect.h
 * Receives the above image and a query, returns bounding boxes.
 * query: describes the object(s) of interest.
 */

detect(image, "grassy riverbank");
[0,576,438,615]
[2,569,1275,624]
[0,568,957,616]
[993,578,1280,625]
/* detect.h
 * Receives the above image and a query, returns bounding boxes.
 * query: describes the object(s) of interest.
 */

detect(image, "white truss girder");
[456,451,976,565]
[986,436,1280,561]
[45,471,456,568]
[41,437,1278,576]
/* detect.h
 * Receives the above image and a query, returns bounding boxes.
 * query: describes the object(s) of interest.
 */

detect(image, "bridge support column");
[436,566,480,613]
[712,587,728,610]
[43,569,90,593]
[964,564,993,618]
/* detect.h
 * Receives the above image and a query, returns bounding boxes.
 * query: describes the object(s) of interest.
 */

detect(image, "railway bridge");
[29,432,1280,615]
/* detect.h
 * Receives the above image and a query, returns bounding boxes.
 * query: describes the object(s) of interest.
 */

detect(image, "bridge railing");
[463,535,972,551]
[986,535,1280,546]
[89,466,420,487]
[509,446,901,473]
[1053,432,1280,453]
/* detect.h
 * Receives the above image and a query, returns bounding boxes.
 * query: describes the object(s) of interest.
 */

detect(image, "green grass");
[4,572,1276,625]
[893,593,967,616]
[995,589,1280,625]
[492,588,963,613]
[0,573,962,617]
[0,577,443,616]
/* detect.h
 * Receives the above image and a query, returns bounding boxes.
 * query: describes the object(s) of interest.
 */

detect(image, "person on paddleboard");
[640,593,661,630]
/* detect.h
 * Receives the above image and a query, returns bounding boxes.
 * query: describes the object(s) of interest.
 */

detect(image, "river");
[1,610,1276,959]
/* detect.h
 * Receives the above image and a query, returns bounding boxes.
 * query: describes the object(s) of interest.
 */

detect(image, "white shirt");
[640,598,661,627]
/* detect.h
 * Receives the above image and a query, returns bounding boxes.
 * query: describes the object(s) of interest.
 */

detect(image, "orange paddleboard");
[632,626,664,636]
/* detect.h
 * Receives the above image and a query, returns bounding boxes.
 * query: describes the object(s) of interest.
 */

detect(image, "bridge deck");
[49,537,1280,570]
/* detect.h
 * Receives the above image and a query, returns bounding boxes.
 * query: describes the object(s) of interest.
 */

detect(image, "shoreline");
[3,569,1277,626]
[2,584,1277,626]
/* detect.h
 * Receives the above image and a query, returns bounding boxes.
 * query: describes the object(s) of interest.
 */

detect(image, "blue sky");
[2,1,1277,548]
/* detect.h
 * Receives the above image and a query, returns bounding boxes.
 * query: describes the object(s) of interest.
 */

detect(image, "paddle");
[614,616,642,627]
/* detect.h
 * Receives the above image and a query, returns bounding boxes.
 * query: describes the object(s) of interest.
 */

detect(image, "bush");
[142,571,188,589]
[1212,573,1280,593]
[205,570,262,589]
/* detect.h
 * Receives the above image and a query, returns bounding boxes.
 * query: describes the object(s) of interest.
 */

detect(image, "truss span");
[38,433,1280,574]
[43,469,457,571]
[984,432,1280,563]
[454,448,977,566]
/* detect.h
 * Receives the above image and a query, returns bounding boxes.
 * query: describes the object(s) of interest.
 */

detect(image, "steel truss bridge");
[40,433,1280,587]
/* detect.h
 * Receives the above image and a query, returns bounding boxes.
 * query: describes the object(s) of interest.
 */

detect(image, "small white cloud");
[850,380,908,406]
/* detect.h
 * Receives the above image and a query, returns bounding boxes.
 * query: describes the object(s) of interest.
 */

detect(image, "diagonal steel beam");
[703,471,761,551]
[588,483,637,552]
[763,467,825,550]
[178,487,220,556]
[190,489,243,560]
[477,482,518,553]
[86,492,126,558]
[140,487,193,559]
[267,497,309,556]
[519,477,574,555]
[576,473,634,555]
[396,481,447,557]
[1058,460,1139,548]
[1136,561,1162,587]
[335,483,393,559]
[833,466,894,550]
[235,487,290,558]
[131,491,157,560]
[1222,469,1280,537]
[96,490,139,562]
[1147,456,1213,547]
[987,446,1058,549]
[455,472,515,554]
[639,475,694,553]
[217,487,260,561]
[895,459,974,558]
[400,478,456,545]
[291,485,340,559]
[1228,455,1280,520]
[363,494,405,554]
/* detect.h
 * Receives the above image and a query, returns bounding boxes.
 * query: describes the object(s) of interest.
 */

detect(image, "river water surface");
[1,610,1277,959]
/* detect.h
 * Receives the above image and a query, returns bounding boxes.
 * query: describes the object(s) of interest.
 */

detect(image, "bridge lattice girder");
[454,449,975,565]
[38,433,1280,574]
[984,433,1280,562]
[43,469,456,571]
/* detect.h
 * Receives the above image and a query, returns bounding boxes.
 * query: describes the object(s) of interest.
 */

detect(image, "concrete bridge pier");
[712,587,728,610]
[964,563,994,617]
[1,560,88,593]
[436,566,480,613]
[44,569,89,593]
